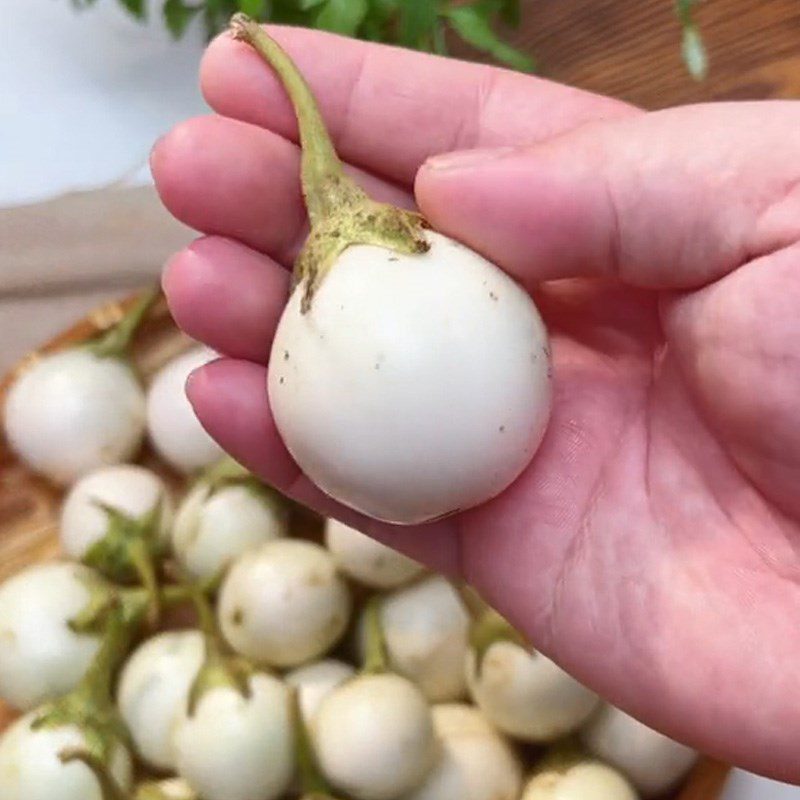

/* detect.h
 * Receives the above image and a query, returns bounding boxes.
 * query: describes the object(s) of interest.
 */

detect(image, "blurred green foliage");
[70,0,706,78]
[675,0,707,79]
[72,0,535,72]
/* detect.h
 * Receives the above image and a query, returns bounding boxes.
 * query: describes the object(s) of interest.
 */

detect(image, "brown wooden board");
[458,0,800,108]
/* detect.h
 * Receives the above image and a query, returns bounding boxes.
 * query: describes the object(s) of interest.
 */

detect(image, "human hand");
[151,26,800,782]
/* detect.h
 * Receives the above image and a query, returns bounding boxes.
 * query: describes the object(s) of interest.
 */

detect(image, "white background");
[0,0,207,207]
[0,1,796,796]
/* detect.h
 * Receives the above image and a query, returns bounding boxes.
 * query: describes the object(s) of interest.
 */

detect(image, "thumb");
[415,101,800,290]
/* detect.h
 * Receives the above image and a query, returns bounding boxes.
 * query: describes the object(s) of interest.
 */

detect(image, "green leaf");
[674,0,708,79]
[266,0,316,25]
[163,0,203,38]
[119,0,147,18]
[398,0,438,49]
[675,0,698,25]
[499,0,521,27]
[199,0,241,38]
[360,18,383,40]
[315,0,369,34]
[360,0,399,41]
[369,0,400,16]
[432,18,448,55]
[75,0,532,66]
[238,0,268,15]
[682,24,708,80]
[444,3,535,72]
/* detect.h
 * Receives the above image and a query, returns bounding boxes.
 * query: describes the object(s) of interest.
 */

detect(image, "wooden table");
[513,0,800,107]
[2,0,799,370]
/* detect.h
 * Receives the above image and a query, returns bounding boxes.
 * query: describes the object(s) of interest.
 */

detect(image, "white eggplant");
[285,658,356,726]
[522,762,638,800]
[4,351,145,486]
[466,640,599,743]
[218,539,351,668]
[312,672,438,800]
[581,705,697,798]
[0,605,140,800]
[146,345,224,474]
[173,671,294,800]
[357,575,469,702]
[172,469,288,580]
[117,630,204,771]
[60,465,172,574]
[135,779,198,800]
[0,712,132,800]
[269,231,551,526]
[402,703,522,800]
[3,289,156,485]
[230,17,552,526]
[0,562,101,710]
[325,519,423,589]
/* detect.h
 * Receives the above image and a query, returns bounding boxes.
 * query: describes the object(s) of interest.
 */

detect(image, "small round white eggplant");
[0,711,132,800]
[312,672,438,800]
[402,703,522,800]
[117,630,204,772]
[466,640,599,743]
[4,350,146,486]
[269,231,551,526]
[218,540,351,668]
[3,289,157,486]
[285,658,356,726]
[522,762,638,800]
[172,478,287,580]
[0,605,138,800]
[146,345,224,474]
[357,575,470,702]
[230,18,552,527]
[60,465,173,570]
[173,671,294,800]
[324,519,424,589]
[581,705,697,798]
[0,562,101,710]
[135,779,198,800]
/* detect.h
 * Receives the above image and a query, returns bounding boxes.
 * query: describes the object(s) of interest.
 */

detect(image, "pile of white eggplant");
[0,303,698,800]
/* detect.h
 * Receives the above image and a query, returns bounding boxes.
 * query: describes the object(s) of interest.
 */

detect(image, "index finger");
[201,25,635,186]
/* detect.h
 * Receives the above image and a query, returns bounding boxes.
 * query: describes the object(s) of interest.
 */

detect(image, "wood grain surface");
[0,186,193,370]
[505,0,800,107]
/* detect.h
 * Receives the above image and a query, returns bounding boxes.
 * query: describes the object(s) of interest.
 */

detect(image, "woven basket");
[0,293,731,797]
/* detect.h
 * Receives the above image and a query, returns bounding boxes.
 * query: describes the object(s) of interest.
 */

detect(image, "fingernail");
[161,247,191,295]
[185,366,204,400]
[162,248,183,275]
[424,146,521,171]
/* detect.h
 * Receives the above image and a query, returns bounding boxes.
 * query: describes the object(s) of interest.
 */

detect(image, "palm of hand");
[474,273,800,757]
[152,26,800,780]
